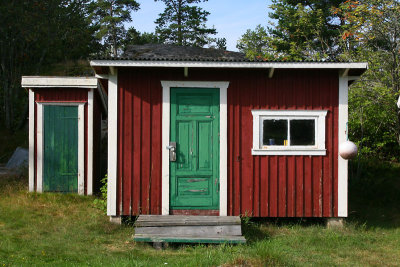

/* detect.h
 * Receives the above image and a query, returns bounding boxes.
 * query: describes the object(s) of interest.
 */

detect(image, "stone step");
[133,234,246,244]
[135,225,242,236]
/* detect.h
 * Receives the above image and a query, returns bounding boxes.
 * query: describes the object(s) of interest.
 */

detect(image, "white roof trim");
[21,76,98,88]
[90,60,368,70]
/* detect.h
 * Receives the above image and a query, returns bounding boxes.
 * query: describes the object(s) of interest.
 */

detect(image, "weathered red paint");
[35,88,88,102]
[117,68,338,217]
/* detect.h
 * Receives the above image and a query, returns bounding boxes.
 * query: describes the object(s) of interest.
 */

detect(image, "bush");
[93,174,107,213]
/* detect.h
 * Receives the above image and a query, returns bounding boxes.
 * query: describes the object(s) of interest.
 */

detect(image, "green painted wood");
[170,88,220,210]
[43,105,78,192]
[133,235,246,244]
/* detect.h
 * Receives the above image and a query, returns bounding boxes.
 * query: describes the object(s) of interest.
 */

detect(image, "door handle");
[167,142,176,162]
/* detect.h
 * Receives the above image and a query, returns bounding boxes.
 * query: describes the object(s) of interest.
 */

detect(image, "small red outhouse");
[22,77,107,195]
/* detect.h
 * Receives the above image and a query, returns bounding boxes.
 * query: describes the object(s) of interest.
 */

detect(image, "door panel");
[43,105,78,192]
[170,88,219,210]
[176,121,192,171]
[197,121,213,171]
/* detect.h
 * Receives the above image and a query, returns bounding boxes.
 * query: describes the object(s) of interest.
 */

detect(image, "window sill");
[251,148,326,156]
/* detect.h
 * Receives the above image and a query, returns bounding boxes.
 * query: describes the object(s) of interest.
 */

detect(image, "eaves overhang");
[90,60,368,76]
[90,60,367,70]
[21,76,98,88]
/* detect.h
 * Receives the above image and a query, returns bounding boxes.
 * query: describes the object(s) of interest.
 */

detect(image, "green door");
[170,88,220,210]
[43,105,78,192]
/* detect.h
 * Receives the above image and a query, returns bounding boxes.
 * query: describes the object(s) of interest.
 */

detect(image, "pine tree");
[89,0,140,57]
[154,0,216,47]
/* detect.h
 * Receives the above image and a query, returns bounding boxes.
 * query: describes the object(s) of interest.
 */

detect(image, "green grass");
[0,160,399,266]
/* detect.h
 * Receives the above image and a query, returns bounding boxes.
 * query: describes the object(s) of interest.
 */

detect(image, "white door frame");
[161,81,229,216]
[36,102,85,195]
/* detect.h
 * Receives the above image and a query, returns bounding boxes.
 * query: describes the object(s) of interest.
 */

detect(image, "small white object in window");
[339,141,358,160]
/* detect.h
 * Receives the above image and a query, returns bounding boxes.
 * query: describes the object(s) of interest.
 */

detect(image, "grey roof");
[92,44,364,65]
[120,44,248,62]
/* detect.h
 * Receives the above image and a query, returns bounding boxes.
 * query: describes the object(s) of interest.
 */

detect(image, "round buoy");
[339,141,358,159]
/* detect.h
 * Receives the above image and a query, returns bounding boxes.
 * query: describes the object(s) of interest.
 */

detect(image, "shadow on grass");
[347,159,400,229]
[241,217,327,243]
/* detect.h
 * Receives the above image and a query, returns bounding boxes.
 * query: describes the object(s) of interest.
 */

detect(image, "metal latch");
[166,142,176,162]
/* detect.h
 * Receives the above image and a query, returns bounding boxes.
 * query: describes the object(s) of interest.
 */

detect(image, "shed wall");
[117,68,338,217]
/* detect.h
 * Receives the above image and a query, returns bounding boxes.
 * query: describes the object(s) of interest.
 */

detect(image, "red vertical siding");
[117,68,339,217]
[35,88,88,102]
[118,70,163,215]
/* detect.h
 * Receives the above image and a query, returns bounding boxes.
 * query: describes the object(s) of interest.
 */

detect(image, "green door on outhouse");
[43,105,78,192]
[170,88,220,210]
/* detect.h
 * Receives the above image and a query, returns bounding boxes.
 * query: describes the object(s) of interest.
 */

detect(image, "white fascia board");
[21,76,98,88]
[90,60,368,70]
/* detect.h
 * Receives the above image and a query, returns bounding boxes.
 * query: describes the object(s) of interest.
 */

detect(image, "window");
[252,110,327,155]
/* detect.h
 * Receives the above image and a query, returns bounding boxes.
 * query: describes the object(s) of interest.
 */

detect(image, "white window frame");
[251,110,327,156]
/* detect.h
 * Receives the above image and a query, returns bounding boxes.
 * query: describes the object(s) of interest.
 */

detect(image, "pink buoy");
[339,141,358,159]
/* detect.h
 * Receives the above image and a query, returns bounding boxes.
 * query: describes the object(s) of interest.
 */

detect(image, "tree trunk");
[177,0,182,46]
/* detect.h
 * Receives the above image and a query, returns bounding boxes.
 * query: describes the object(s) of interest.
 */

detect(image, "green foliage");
[124,27,162,47]
[237,25,273,60]
[0,0,98,130]
[237,0,345,60]
[349,159,400,227]
[89,0,140,57]
[93,174,108,213]
[268,0,345,60]
[216,38,227,50]
[338,0,400,159]
[154,0,217,47]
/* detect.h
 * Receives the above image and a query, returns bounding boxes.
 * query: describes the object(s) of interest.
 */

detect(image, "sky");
[127,0,273,51]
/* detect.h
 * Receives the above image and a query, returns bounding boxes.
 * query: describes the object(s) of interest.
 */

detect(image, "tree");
[237,0,346,60]
[269,0,346,60]
[236,25,273,60]
[0,0,97,130]
[215,38,227,50]
[336,0,400,158]
[154,0,217,47]
[124,27,161,47]
[89,0,140,57]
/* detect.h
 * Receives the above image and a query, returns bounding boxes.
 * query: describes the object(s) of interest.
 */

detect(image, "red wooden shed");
[90,44,366,219]
[21,77,107,195]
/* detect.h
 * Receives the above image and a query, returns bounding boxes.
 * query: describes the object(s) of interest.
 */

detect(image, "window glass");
[290,119,315,145]
[262,119,288,146]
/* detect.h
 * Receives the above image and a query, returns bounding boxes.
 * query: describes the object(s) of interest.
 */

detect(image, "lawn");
[0,160,399,266]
